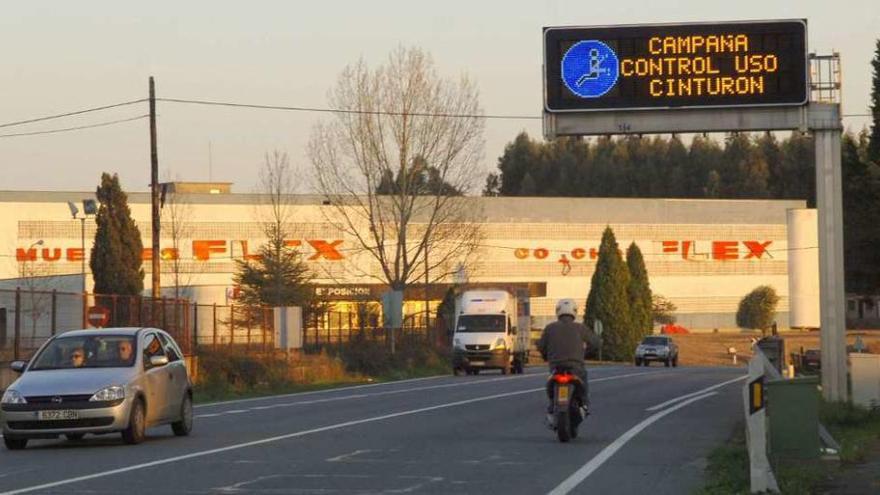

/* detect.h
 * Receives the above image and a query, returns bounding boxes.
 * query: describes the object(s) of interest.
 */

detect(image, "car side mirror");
[10,361,26,373]
[150,355,169,367]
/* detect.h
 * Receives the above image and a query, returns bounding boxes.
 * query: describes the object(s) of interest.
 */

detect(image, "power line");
[157,97,542,121]
[0,114,149,139]
[0,99,147,130]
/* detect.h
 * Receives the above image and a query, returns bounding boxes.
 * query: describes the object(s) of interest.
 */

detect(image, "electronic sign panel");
[544,20,808,112]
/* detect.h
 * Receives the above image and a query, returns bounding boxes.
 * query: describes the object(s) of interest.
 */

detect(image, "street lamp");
[67,199,97,294]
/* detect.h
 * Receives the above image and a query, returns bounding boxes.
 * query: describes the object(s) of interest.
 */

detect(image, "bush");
[338,335,449,378]
[736,286,779,333]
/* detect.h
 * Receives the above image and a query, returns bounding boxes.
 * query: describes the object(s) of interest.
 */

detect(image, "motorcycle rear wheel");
[556,411,572,442]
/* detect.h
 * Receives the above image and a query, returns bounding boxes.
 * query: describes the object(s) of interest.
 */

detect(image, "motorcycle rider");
[537,298,599,422]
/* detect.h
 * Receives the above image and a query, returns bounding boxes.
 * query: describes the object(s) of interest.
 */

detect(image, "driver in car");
[70,347,86,368]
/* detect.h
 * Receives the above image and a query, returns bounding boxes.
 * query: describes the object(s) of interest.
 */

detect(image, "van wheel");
[3,437,27,450]
[122,399,146,445]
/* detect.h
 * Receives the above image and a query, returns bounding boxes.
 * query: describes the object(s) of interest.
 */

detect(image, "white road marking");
[0,371,651,494]
[548,391,720,495]
[645,375,747,412]
[192,369,651,419]
[326,449,374,463]
[194,374,453,409]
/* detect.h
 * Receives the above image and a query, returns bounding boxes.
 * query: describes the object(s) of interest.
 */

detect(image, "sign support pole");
[812,103,848,402]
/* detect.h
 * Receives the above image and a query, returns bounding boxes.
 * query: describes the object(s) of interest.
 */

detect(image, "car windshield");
[456,315,505,333]
[29,335,137,370]
[641,337,669,346]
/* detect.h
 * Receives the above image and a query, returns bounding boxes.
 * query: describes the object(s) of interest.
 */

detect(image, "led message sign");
[544,20,807,112]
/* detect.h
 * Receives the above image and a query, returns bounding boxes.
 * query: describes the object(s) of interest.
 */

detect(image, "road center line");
[548,391,719,495]
[0,372,652,494]
[193,369,649,418]
[194,373,453,409]
[645,375,746,411]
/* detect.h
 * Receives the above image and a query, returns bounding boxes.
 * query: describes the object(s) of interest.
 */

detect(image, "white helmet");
[555,298,578,319]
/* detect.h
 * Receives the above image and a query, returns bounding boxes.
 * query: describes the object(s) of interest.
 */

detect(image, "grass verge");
[192,340,450,404]
[698,401,880,494]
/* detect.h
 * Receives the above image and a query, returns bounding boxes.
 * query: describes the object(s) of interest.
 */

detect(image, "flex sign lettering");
[16,239,346,263]
[513,241,773,261]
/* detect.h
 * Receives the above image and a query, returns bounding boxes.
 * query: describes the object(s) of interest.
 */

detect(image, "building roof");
[0,190,807,225]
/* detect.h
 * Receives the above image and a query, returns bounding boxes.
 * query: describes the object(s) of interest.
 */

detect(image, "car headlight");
[453,338,465,350]
[1,389,26,405]
[492,338,506,351]
[90,385,125,402]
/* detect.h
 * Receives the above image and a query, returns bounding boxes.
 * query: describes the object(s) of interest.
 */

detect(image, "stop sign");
[87,306,110,327]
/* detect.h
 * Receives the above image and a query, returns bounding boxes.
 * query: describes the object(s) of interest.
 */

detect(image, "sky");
[0,0,877,194]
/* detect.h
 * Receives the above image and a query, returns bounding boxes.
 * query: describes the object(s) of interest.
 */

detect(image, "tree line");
[485,130,880,294]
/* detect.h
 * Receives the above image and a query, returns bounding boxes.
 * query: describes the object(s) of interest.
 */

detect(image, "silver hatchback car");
[1,327,193,450]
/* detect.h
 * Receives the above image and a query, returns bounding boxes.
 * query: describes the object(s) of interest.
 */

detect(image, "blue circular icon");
[561,40,619,98]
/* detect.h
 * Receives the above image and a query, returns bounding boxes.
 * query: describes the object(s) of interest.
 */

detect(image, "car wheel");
[122,398,146,445]
[65,433,85,441]
[634,358,641,366]
[3,436,27,450]
[665,358,671,367]
[171,393,193,437]
[673,357,679,368]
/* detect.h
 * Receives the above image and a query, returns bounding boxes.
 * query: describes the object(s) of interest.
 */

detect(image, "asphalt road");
[0,365,746,495]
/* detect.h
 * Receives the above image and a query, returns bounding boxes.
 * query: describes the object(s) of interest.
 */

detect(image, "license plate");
[470,361,485,366]
[37,410,78,421]
[557,386,570,402]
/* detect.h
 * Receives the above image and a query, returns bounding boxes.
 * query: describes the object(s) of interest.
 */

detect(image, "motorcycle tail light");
[553,374,573,384]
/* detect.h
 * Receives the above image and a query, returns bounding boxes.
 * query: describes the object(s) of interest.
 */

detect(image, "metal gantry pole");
[811,102,848,402]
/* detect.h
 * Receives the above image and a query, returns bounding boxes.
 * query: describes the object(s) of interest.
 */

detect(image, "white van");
[452,290,529,375]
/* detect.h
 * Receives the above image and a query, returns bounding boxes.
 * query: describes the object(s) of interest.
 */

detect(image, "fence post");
[50,289,57,336]
[111,294,118,327]
[230,304,235,346]
[260,308,266,353]
[246,306,252,351]
[13,288,21,361]
[192,302,198,354]
[212,303,218,347]
[81,291,88,328]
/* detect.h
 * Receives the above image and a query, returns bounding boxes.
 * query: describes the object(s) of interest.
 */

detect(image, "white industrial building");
[0,185,820,332]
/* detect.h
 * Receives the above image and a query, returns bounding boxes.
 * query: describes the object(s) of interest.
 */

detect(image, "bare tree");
[18,256,50,345]
[309,46,485,330]
[232,152,322,326]
[160,175,193,301]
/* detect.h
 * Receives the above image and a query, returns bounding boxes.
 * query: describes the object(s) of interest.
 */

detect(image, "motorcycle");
[546,368,586,442]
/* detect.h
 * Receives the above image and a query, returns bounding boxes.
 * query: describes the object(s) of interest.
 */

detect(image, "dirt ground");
[674,330,880,367]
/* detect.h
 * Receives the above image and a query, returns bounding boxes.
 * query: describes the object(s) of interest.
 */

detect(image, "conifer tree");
[869,39,880,164]
[626,242,653,340]
[90,173,144,297]
[584,227,633,361]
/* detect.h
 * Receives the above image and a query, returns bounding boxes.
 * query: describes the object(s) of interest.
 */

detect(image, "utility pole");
[149,77,161,299]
